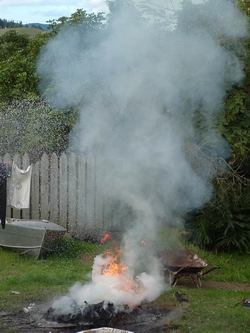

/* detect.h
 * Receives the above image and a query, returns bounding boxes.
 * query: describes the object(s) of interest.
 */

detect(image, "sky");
[0,0,203,25]
[0,0,109,24]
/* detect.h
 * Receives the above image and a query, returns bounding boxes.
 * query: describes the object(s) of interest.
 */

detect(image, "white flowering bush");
[0,96,77,161]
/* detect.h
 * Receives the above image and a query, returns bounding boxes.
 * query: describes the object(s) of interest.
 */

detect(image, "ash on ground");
[44,300,129,327]
[0,301,182,333]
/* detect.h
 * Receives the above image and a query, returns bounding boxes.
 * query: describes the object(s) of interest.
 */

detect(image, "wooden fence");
[0,153,117,235]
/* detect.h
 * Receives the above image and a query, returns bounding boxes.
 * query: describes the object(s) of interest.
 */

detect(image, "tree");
[46,9,106,35]
[0,28,74,158]
[0,30,50,101]
[0,18,23,28]
[0,10,104,157]
[0,29,29,60]
[37,9,106,107]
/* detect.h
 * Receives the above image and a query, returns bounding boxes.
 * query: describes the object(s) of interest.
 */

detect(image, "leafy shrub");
[185,171,250,253]
[44,236,98,259]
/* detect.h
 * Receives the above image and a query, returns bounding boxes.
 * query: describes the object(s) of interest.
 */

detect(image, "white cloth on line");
[10,163,32,209]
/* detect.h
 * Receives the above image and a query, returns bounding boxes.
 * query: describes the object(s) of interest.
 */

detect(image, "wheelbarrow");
[158,249,220,288]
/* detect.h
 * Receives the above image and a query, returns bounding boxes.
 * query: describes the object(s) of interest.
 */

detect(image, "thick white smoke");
[37,0,247,311]
[51,252,165,315]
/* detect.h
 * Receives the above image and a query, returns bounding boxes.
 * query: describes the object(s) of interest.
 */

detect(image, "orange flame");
[101,247,142,293]
[100,232,112,243]
[102,247,127,276]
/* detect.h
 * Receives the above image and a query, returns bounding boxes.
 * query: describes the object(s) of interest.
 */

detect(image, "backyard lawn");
[0,238,249,332]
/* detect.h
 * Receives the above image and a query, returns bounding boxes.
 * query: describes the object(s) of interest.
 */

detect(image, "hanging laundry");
[0,163,11,229]
[10,163,32,209]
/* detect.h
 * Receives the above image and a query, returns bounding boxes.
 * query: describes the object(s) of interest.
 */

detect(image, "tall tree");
[0,30,49,100]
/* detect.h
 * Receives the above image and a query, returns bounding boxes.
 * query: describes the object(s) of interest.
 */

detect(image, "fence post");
[41,153,49,220]
[50,153,59,223]
[59,153,68,229]
[22,152,31,219]
[31,159,40,219]
[12,154,21,219]
[95,155,105,229]
[86,154,95,227]
[68,152,77,233]
[77,152,86,233]
[3,153,12,218]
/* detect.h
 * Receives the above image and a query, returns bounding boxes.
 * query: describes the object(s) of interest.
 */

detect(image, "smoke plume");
[37,0,247,311]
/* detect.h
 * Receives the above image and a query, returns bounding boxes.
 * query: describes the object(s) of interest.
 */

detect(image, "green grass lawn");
[153,246,250,333]
[0,238,249,333]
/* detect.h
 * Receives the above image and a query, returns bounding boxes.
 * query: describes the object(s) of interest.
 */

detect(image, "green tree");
[0,30,50,100]
[37,9,106,107]
[0,19,23,28]
[0,10,105,157]
[46,9,106,35]
[0,29,29,60]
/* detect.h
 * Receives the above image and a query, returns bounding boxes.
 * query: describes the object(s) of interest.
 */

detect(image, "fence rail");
[0,153,115,235]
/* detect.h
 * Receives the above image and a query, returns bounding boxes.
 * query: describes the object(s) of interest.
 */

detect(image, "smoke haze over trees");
[35,0,250,314]
[37,0,248,261]
[0,0,250,252]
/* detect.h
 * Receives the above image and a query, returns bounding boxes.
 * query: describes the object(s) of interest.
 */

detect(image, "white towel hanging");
[9,162,32,209]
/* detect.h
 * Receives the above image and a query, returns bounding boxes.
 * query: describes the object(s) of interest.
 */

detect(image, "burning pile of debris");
[38,245,170,332]
[45,300,129,327]
[17,245,199,332]
[41,300,180,333]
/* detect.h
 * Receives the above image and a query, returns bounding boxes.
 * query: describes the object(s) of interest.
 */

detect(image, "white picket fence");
[0,152,116,235]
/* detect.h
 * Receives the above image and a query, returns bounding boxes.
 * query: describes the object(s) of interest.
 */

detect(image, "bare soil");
[202,280,250,291]
[0,280,249,333]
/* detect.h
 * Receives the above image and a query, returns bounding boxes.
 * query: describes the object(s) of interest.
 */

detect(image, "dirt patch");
[174,278,250,291]
[79,252,97,265]
[203,280,250,291]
